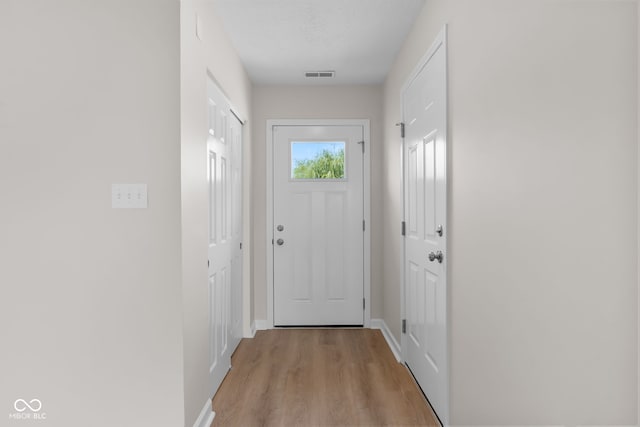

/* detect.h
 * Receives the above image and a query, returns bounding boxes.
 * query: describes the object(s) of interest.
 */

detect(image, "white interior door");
[402,30,449,424]
[273,125,364,326]
[206,78,242,395]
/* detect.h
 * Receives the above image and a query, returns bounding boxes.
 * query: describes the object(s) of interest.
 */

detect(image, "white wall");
[638,2,640,421]
[251,85,383,322]
[181,1,253,426]
[0,1,184,426]
[384,0,638,424]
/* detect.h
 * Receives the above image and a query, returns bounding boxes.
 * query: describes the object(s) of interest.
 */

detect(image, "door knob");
[428,251,443,263]
[277,225,284,232]
[276,238,284,246]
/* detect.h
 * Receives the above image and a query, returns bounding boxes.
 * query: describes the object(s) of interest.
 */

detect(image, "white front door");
[402,30,449,424]
[206,78,242,395]
[273,125,364,326]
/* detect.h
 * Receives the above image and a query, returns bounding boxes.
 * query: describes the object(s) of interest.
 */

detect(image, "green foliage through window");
[292,148,345,179]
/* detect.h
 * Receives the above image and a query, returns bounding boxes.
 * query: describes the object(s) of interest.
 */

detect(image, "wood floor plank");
[212,329,440,426]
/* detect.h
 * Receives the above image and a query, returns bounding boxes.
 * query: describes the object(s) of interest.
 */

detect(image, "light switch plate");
[112,184,148,209]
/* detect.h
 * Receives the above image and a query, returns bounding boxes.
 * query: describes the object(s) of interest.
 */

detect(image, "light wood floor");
[212,328,440,426]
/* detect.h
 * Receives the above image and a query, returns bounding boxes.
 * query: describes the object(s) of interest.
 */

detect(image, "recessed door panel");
[326,192,346,301]
[408,261,421,348]
[220,156,228,242]
[408,144,419,237]
[209,152,217,244]
[424,137,436,239]
[208,274,217,373]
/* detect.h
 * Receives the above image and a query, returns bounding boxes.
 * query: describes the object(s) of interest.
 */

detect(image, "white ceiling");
[212,0,425,85]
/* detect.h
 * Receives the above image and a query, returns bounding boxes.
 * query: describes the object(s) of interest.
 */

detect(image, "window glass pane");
[291,141,345,180]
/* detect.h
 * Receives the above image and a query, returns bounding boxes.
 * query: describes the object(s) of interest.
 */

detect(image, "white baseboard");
[250,320,256,338]
[255,319,269,330]
[371,318,402,362]
[192,399,215,427]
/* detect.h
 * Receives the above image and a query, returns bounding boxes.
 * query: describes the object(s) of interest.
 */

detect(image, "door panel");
[403,31,449,424]
[208,274,217,372]
[207,130,229,394]
[273,125,364,326]
[206,78,242,395]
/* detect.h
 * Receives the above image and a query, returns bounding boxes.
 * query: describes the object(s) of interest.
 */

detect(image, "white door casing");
[267,120,371,327]
[401,28,449,424]
[229,110,243,353]
[206,77,243,395]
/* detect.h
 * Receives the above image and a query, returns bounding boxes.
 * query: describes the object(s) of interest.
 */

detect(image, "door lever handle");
[428,251,443,263]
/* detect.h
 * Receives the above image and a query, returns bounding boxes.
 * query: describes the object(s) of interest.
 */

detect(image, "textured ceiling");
[212,0,425,85]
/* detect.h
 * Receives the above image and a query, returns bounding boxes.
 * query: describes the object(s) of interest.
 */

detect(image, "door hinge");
[208,260,210,268]
[401,221,406,236]
[271,238,274,245]
[357,140,365,153]
[396,122,405,138]
[240,242,243,250]
[402,319,407,334]
[363,298,366,310]
[363,220,366,231]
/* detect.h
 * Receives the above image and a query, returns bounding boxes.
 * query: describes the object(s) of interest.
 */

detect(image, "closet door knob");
[428,251,443,263]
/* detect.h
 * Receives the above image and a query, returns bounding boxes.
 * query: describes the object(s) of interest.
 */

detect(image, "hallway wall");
[1,1,184,426]
[181,1,253,426]
[383,0,638,424]
[252,85,384,323]
[638,2,640,420]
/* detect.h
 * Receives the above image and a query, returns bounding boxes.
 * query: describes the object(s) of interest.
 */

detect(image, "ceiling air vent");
[305,71,335,78]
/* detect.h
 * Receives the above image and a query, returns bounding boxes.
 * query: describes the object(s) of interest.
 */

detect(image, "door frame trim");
[266,119,371,328]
